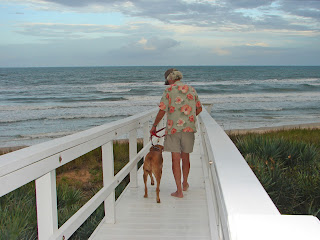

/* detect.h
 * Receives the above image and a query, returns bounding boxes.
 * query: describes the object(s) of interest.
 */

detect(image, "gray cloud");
[1,36,319,67]
[108,37,180,57]
[0,36,180,67]
[223,0,276,8]
[14,23,125,40]
[279,0,320,20]
[34,0,319,32]
[13,22,173,42]
[41,0,112,7]
[2,0,319,67]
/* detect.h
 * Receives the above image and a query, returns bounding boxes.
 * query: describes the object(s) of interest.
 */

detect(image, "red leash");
[150,127,166,145]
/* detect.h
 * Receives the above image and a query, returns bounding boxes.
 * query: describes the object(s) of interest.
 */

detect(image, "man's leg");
[181,152,190,191]
[171,152,183,198]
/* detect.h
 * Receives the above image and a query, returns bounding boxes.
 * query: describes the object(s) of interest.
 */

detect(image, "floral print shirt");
[159,80,202,134]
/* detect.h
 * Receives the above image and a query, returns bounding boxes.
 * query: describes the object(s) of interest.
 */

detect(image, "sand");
[0,146,27,155]
[225,122,320,135]
[1,123,320,155]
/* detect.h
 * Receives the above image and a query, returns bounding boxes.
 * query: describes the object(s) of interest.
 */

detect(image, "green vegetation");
[0,140,143,240]
[3,128,319,239]
[229,128,320,219]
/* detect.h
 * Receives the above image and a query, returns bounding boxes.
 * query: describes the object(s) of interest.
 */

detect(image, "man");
[150,68,202,198]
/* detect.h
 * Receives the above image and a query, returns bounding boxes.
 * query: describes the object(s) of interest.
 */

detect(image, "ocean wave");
[61,97,127,102]
[5,96,128,103]
[96,89,131,93]
[0,105,77,111]
[192,80,254,86]
[0,114,131,124]
[14,131,78,140]
[200,91,320,98]
[262,78,320,84]
[260,84,320,93]
[191,78,320,88]
[2,66,320,147]
[222,105,320,115]
[127,95,160,102]
[262,107,284,111]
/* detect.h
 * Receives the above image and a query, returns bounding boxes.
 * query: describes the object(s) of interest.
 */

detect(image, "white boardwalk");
[2,107,320,240]
[90,133,212,240]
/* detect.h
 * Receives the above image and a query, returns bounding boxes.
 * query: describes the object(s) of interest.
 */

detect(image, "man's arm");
[150,109,166,134]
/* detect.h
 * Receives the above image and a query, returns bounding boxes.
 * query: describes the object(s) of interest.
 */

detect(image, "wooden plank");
[90,134,213,240]
[231,214,320,240]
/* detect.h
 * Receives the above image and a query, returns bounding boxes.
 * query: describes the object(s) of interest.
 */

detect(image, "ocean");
[1,66,320,147]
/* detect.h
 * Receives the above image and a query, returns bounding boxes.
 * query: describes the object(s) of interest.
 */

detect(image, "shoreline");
[2,122,320,155]
[225,122,320,135]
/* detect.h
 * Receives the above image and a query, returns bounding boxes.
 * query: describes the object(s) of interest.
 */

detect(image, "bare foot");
[183,183,189,191]
[171,191,183,198]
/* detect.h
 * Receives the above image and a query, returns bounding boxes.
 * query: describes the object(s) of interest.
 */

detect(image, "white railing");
[198,108,320,240]
[0,108,165,240]
[1,105,320,240]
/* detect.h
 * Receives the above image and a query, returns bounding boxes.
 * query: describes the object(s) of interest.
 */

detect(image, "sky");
[0,0,319,67]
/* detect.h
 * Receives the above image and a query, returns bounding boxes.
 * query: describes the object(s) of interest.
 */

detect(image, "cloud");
[1,36,319,67]
[14,0,319,33]
[114,36,180,54]
[13,22,173,41]
[103,36,180,65]
[246,42,269,47]
[1,0,319,67]
[279,0,320,19]
[212,48,231,56]
[224,0,275,9]
[14,23,123,40]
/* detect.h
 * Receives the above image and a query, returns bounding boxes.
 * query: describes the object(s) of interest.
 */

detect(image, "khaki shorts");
[164,132,195,153]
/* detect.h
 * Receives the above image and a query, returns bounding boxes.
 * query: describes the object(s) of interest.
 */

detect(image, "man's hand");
[150,126,157,135]
[150,110,166,136]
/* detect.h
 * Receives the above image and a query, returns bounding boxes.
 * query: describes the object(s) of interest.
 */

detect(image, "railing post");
[102,141,115,223]
[129,129,138,188]
[35,170,58,240]
[203,102,214,113]
[143,121,150,148]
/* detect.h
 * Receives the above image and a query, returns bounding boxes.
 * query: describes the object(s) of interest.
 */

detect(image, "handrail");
[0,108,160,240]
[0,109,157,197]
[2,106,319,240]
[198,108,320,240]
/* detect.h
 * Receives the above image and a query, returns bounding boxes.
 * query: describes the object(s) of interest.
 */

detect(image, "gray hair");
[166,69,183,81]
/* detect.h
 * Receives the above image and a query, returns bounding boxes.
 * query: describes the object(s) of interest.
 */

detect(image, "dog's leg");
[149,172,155,185]
[155,170,162,203]
[143,171,148,198]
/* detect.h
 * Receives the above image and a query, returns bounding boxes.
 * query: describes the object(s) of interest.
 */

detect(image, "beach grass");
[0,140,144,240]
[228,128,320,219]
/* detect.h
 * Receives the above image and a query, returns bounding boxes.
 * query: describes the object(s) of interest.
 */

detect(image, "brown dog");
[143,144,164,203]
